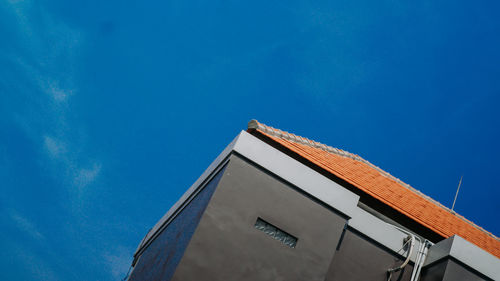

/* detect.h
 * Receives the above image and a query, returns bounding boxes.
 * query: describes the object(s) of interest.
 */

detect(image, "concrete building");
[128,120,500,281]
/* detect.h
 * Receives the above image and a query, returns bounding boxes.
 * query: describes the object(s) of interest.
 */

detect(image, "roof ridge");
[247,120,499,242]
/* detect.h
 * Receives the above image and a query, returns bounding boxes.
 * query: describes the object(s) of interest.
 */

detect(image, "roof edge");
[247,119,499,243]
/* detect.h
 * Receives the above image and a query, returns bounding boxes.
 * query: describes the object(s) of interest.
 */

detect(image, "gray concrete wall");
[325,228,415,281]
[171,155,348,281]
[441,259,490,281]
[131,154,439,281]
[420,259,448,281]
[128,166,226,281]
[424,235,499,280]
[420,258,492,281]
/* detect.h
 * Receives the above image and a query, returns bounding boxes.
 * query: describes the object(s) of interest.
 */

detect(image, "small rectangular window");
[254,218,297,248]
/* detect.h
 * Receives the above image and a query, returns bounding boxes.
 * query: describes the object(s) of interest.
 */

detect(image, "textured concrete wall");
[441,259,490,281]
[421,259,491,281]
[128,166,226,281]
[325,228,415,281]
[129,154,490,281]
[171,155,347,281]
[420,259,448,281]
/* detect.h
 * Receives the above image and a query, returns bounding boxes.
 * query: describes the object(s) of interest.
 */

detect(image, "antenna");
[451,175,463,211]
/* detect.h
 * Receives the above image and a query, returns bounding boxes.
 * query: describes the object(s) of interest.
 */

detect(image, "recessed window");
[254,218,297,248]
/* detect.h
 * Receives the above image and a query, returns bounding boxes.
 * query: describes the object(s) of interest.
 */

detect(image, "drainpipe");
[409,240,425,281]
[385,224,433,281]
[411,240,430,281]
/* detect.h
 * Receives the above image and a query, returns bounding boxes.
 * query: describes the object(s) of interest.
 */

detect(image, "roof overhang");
[134,130,359,259]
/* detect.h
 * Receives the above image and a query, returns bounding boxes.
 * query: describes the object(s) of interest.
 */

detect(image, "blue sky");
[1,0,499,280]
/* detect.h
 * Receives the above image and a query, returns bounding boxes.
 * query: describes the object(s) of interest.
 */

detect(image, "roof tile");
[248,120,500,259]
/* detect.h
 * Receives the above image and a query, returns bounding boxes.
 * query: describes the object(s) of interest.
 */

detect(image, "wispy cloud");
[43,80,74,103]
[43,134,102,190]
[8,210,44,241]
[2,2,112,278]
[44,136,67,158]
[4,0,101,192]
[11,244,60,281]
[3,1,132,280]
[73,163,102,190]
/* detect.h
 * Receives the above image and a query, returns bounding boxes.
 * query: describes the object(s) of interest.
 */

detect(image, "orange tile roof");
[247,120,500,259]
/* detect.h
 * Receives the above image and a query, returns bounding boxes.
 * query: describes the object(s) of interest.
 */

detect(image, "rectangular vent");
[254,218,297,248]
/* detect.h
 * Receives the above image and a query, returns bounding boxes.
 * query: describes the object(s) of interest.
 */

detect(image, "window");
[254,218,297,248]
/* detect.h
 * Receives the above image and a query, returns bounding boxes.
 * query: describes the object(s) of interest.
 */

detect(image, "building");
[127,120,500,281]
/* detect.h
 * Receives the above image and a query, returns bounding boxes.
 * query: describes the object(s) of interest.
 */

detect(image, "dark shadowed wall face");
[128,166,226,281]
[171,155,348,281]
[420,259,491,281]
[420,259,448,281]
[326,229,414,281]
[440,259,489,281]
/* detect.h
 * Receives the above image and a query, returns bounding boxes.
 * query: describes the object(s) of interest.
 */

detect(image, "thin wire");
[387,238,412,281]
[395,237,412,254]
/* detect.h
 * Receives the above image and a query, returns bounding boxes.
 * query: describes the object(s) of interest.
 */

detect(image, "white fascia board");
[425,235,500,280]
[236,131,427,260]
[135,130,361,256]
[139,130,473,268]
[233,131,360,217]
[349,207,425,262]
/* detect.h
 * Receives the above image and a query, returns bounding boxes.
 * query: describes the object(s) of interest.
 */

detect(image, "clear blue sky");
[1,0,499,280]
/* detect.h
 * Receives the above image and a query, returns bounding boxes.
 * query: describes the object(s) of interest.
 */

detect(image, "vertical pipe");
[410,240,425,281]
[414,242,430,281]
